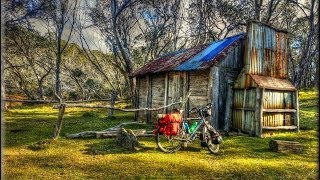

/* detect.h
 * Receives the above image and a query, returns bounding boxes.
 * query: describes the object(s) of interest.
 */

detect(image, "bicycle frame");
[179,114,212,142]
[183,118,204,141]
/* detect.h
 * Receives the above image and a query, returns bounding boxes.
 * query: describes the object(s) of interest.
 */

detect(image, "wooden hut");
[131,21,299,137]
[233,21,299,137]
[132,33,246,131]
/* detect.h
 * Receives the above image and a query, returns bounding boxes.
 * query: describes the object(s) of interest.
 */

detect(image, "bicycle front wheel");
[155,129,183,153]
[202,126,220,154]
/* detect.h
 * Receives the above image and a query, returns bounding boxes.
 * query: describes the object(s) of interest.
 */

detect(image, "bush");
[82,112,98,117]
[27,139,54,151]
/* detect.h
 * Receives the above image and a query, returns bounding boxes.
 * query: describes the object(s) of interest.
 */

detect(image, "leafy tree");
[105,0,137,101]
[134,0,187,64]
[39,0,79,102]
[4,25,54,100]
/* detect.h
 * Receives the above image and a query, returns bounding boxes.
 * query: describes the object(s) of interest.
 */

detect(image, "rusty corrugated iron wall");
[262,90,295,127]
[232,21,299,137]
[232,89,257,132]
[245,22,288,78]
[263,90,294,109]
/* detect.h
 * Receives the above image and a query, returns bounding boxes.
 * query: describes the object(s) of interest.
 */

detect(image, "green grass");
[299,88,318,130]
[4,89,319,179]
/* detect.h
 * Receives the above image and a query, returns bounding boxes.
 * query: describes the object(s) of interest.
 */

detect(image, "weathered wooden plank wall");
[167,72,184,112]
[211,42,244,130]
[188,71,209,110]
[150,74,166,122]
[137,72,187,122]
[137,76,148,121]
[223,83,233,131]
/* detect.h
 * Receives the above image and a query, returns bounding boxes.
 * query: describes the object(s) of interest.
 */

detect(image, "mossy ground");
[3,89,318,179]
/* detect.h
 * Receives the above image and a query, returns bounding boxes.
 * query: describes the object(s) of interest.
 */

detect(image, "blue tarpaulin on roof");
[174,33,245,71]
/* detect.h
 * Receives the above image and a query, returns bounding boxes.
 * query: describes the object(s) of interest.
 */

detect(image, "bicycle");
[154,103,223,154]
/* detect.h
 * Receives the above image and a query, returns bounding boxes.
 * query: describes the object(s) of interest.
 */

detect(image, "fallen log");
[96,129,146,138]
[105,121,145,130]
[65,121,151,139]
[66,129,149,139]
[65,131,97,138]
[269,139,304,153]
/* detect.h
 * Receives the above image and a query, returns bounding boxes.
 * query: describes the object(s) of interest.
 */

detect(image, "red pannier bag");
[153,113,182,136]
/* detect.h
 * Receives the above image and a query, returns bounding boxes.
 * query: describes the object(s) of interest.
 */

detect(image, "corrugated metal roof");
[250,74,296,91]
[131,33,245,77]
[175,33,244,71]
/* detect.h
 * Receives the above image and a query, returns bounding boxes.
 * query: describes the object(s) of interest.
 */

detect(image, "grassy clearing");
[4,89,319,179]
[299,88,318,130]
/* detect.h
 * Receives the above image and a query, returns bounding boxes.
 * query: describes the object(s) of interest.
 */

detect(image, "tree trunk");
[38,80,45,100]
[55,51,62,99]
[38,69,52,100]
[1,54,6,111]
[73,77,85,100]
[292,0,316,88]
[254,0,263,21]
[110,0,137,103]
[316,55,319,87]
[108,91,117,118]
[52,103,66,140]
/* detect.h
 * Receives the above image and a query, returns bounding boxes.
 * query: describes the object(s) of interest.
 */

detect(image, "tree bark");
[52,103,66,140]
[108,90,117,118]
[1,45,6,111]
[292,0,317,88]
[254,0,263,21]
[110,0,137,105]
[55,38,62,99]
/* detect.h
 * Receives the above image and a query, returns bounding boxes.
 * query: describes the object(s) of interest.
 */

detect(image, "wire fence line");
[4,98,115,103]
[5,93,190,140]
[52,102,182,112]
[4,99,183,112]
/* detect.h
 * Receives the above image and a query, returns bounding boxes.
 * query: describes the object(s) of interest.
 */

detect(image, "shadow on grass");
[178,146,202,152]
[81,139,156,155]
[81,131,316,158]
[80,135,215,155]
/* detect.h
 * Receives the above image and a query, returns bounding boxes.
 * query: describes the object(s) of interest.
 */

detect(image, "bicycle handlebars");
[189,103,212,116]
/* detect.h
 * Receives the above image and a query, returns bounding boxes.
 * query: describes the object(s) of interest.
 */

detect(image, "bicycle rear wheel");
[155,128,183,153]
[202,126,220,154]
